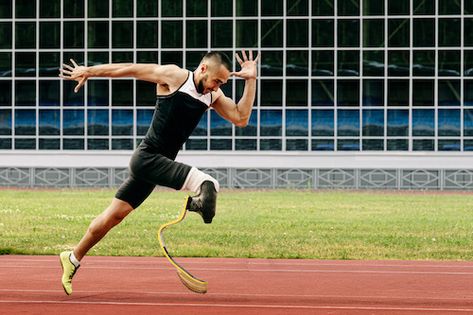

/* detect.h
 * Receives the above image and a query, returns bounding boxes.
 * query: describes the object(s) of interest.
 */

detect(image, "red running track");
[1,255,473,315]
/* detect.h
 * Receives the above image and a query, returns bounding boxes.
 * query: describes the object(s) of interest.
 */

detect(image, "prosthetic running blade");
[157,196,208,294]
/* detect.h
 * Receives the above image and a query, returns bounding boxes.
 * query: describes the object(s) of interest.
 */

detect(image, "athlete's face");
[197,63,230,94]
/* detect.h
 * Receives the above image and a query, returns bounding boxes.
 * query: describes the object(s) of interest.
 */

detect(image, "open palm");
[232,50,260,80]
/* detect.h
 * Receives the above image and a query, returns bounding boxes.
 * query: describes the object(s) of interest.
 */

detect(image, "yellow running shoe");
[59,251,79,295]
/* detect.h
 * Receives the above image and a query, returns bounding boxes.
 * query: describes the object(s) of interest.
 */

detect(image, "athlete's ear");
[201,63,207,73]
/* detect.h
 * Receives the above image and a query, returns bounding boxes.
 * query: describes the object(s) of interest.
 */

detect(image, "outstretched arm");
[59,59,183,93]
[212,50,260,127]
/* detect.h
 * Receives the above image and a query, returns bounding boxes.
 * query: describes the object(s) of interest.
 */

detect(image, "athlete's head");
[195,52,232,94]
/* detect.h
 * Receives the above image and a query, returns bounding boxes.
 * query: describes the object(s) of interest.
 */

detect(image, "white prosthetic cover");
[180,167,220,194]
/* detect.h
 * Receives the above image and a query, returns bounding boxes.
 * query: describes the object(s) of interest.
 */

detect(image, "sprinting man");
[58,50,259,295]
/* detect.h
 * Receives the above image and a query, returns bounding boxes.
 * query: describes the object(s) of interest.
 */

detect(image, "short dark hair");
[202,51,232,71]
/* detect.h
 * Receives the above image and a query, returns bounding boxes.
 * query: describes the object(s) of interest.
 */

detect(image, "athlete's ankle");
[69,251,81,268]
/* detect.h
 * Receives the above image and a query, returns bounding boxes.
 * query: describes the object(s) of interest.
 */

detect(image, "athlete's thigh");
[115,176,156,209]
[130,149,192,190]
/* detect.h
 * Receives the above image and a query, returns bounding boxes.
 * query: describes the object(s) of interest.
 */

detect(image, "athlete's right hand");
[232,50,260,80]
[59,59,89,93]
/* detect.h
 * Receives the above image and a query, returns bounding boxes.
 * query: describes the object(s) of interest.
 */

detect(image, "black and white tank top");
[142,71,211,159]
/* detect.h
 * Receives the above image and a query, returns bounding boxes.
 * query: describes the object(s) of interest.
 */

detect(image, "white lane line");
[1,288,472,302]
[2,258,473,270]
[2,265,473,275]
[1,300,473,313]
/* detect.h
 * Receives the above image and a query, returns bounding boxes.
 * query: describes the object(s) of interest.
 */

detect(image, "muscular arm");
[211,51,259,127]
[60,60,185,92]
[212,79,256,127]
[84,63,170,83]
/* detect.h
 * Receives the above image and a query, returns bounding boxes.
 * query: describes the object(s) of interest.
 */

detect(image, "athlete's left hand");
[59,59,89,93]
[231,50,260,80]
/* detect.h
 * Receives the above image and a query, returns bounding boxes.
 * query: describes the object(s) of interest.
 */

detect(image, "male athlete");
[58,50,259,295]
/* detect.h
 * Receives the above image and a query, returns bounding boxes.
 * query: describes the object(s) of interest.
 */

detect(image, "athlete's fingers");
[62,63,74,71]
[59,68,74,77]
[254,52,260,63]
[59,73,72,80]
[241,50,248,61]
[74,77,86,93]
[249,50,253,61]
[70,59,79,68]
[235,53,243,65]
[60,68,73,76]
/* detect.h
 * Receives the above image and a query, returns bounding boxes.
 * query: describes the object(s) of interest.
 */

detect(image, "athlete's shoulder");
[156,65,189,88]
[158,64,188,79]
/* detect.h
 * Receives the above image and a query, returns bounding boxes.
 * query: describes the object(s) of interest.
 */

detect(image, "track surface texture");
[1,255,473,314]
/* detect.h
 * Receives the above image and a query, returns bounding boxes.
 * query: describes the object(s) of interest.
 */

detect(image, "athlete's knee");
[90,199,133,233]
[106,211,127,226]
[107,199,133,225]
[87,214,109,238]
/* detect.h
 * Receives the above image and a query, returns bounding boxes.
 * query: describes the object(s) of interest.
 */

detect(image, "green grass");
[1,188,473,260]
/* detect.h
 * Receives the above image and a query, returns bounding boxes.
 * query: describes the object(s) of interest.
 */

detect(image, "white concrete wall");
[1,151,472,169]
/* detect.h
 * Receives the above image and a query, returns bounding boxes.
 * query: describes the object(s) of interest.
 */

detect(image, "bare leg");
[73,198,133,261]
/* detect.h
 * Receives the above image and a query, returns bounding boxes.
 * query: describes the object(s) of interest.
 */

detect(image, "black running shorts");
[115,142,192,209]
